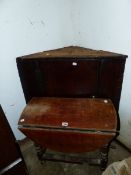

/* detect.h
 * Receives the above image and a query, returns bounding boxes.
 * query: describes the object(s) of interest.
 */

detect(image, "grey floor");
[20,139,131,175]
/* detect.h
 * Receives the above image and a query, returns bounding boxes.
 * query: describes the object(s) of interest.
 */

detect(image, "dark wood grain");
[19,97,117,131]
[99,59,126,109]
[18,97,117,153]
[38,59,99,97]
[19,127,115,153]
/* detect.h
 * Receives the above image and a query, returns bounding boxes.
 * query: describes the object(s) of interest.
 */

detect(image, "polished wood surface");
[19,97,117,153]
[19,127,115,153]
[19,97,117,131]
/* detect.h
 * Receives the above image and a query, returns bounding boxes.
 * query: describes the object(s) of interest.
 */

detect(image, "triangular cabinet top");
[18,46,127,59]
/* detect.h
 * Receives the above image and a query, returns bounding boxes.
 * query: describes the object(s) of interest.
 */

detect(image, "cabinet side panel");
[17,59,41,103]
[99,58,126,110]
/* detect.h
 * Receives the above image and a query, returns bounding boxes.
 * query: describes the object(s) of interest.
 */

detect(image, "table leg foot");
[100,144,109,170]
[34,143,46,161]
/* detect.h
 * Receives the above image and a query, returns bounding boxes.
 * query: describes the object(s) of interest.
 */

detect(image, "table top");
[18,97,117,132]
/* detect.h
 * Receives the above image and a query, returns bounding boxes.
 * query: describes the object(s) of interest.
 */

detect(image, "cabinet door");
[17,58,100,102]
[38,58,100,97]
[99,59,126,110]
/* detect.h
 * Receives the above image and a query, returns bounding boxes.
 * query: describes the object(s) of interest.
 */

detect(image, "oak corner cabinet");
[16,46,127,170]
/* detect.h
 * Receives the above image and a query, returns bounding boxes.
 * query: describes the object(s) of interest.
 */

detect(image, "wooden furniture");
[19,97,117,153]
[17,46,127,169]
[0,105,28,175]
[17,46,127,110]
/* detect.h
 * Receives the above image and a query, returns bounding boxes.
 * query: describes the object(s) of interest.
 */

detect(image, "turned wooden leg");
[34,143,46,162]
[100,144,110,170]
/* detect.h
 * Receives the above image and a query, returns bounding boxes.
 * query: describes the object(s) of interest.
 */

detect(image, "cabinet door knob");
[62,122,68,127]
[72,62,77,66]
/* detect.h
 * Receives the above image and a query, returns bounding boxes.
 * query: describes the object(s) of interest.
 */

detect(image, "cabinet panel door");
[38,59,100,97]
[17,58,100,102]
[99,59,126,110]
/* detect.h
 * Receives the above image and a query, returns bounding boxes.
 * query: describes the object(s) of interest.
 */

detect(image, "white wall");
[0,0,131,150]
[73,0,131,150]
[0,0,75,140]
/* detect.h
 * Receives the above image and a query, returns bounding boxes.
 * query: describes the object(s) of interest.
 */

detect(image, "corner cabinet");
[17,46,127,111]
[16,46,127,170]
